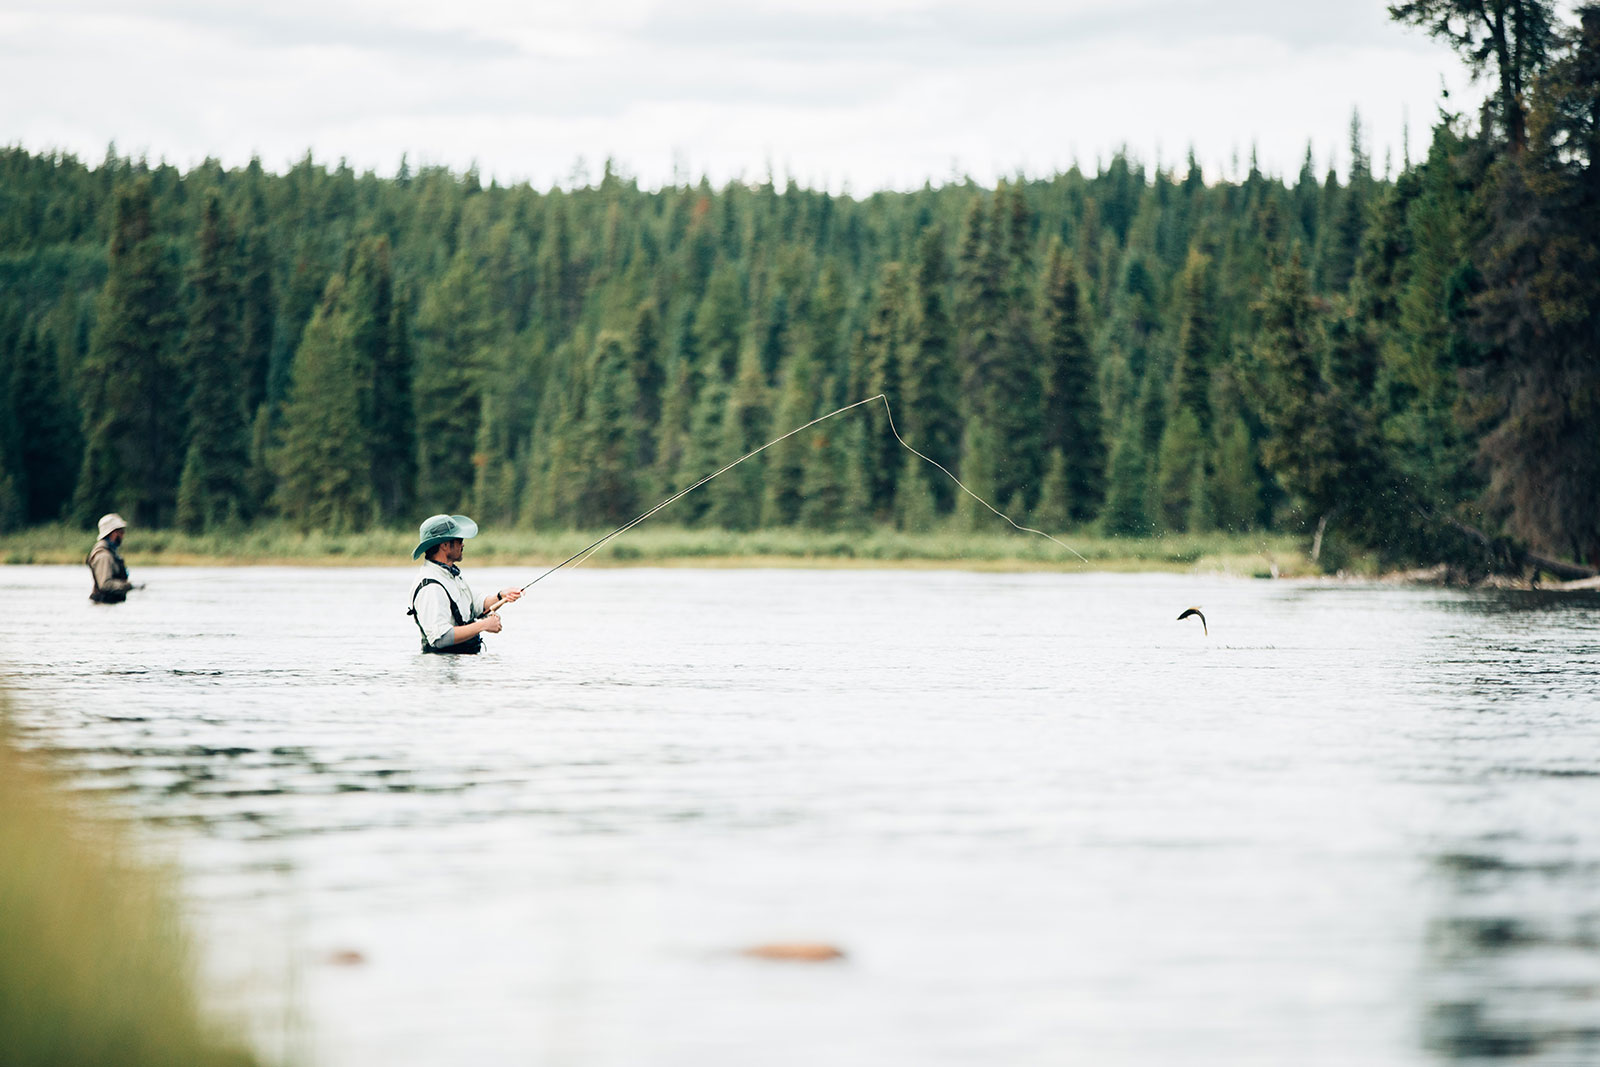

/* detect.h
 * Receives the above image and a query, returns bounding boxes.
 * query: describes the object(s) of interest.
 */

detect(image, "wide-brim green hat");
[412,514,478,559]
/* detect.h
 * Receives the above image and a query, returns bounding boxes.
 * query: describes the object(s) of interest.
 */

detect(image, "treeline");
[1,2,1596,573]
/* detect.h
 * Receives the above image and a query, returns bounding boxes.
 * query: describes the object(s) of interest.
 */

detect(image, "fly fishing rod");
[486,394,1085,612]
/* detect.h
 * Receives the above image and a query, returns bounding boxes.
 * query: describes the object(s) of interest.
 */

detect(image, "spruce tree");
[72,179,181,527]
[523,364,583,530]
[1040,241,1106,521]
[1100,413,1152,536]
[858,261,909,516]
[1186,454,1214,533]
[839,419,874,533]
[1389,0,1557,152]
[267,236,330,411]
[628,300,665,470]
[472,396,520,526]
[1472,6,1600,562]
[577,332,639,527]
[235,220,276,419]
[1034,449,1072,532]
[0,438,22,532]
[414,254,493,509]
[954,417,1000,532]
[709,345,770,530]
[676,380,727,526]
[761,347,817,526]
[1166,247,1218,434]
[1209,415,1262,531]
[1250,250,1352,523]
[1154,406,1204,532]
[984,185,1044,511]
[798,420,846,531]
[272,275,377,530]
[894,445,938,532]
[806,263,849,403]
[902,225,962,512]
[955,194,1003,415]
[373,287,417,521]
[651,357,694,503]
[175,192,249,532]
[693,263,745,382]
[9,317,80,522]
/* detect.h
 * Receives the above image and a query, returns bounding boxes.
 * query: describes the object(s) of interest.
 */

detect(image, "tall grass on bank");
[1,521,1325,575]
[0,705,258,1067]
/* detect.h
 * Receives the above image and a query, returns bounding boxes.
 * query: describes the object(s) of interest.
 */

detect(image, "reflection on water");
[1,565,1598,1067]
[1422,807,1600,1061]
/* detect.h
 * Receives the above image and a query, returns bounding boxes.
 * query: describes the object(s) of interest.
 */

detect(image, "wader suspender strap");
[408,578,482,654]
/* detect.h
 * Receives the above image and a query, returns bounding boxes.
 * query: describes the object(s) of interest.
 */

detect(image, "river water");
[2,564,1598,1066]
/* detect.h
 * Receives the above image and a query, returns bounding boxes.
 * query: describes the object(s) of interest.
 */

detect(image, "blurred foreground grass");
[2,522,1329,576]
[0,699,259,1067]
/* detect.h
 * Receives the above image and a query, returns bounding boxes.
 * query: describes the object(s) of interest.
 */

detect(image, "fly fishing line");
[491,393,1086,609]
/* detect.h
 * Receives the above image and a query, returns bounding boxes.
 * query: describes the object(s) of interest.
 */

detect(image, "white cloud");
[0,0,1486,189]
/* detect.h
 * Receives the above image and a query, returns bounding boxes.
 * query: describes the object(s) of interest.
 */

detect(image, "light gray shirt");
[413,560,478,649]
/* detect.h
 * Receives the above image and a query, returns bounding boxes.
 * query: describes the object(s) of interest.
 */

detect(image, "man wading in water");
[407,514,522,654]
[87,513,135,604]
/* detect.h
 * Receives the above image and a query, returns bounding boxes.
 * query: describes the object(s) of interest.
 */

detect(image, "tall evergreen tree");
[339,236,414,521]
[373,286,417,521]
[272,275,377,530]
[1472,6,1600,563]
[954,416,1001,532]
[627,300,665,470]
[986,185,1045,510]
[8,317,80,522]
[0,438,22,532]
[761,347,818,527]
[1248,250,1393,542]
[954,195,1003,417]
[267,235,329,410]
[1154,406,1205,531]
[1033,449,1072,532]
[175,192,249,531]
[693,263,745,382]
[1389,0,1558,151]
[413,253,493,509]
[1210,415,1262,531]
[1166,247,1219,433]
[1100,413,1153,536]
[576,332,639,527]
[1316,111,1374,293]
[798,418,847,531]
[235,213,276,419]
[901,226,962,512]
[71,179,181,527]
[1039,242,1106,520]
[709,345,770,530]
[676,380,727,526]
[858,261,910,516]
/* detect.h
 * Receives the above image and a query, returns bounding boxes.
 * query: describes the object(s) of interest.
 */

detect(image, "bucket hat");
[97,513,128,539]
[412,514,478,559]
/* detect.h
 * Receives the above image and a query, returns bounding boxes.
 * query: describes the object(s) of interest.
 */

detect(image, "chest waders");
[408,577,483,654]
[87,544,129,603]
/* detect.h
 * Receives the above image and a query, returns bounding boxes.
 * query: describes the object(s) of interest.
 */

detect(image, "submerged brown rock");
[741,943,846,962]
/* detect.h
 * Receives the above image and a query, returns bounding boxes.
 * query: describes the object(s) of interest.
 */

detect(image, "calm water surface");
[2,564,1599,1066]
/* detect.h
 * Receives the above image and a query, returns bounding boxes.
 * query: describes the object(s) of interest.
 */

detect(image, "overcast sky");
[2,0,1487,191]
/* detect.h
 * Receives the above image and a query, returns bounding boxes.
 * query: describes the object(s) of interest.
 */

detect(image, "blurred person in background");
[87,513,134,604]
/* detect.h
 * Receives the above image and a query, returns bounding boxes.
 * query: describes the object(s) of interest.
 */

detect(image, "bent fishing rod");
[486,394,1086,612]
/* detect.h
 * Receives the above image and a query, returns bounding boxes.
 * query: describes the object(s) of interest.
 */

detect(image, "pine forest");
[2,4,1597,577]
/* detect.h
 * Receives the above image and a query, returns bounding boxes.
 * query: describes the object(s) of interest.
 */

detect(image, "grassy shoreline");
[2,522,1328,576]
